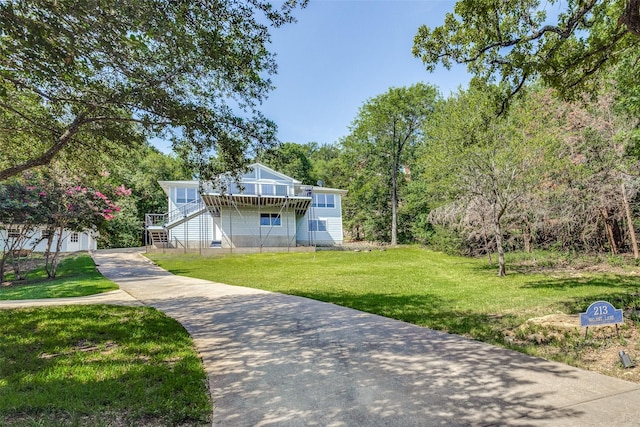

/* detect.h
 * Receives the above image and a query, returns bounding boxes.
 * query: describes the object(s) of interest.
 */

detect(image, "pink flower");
[115,184,132,196]
[39,191,47,196]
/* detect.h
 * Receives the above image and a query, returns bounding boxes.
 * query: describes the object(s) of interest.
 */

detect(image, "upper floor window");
[177,187,197,204]
[312,193,335,208]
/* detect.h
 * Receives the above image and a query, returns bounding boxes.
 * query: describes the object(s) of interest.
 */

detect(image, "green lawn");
[0,253,211,426]
[147,247,640,343]
[0,305,211,426]
[0,254,118,300]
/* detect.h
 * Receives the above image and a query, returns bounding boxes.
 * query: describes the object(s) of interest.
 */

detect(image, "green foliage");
[115,146,193,216]
[96,196,141,249]
[0,305,210,426]
[306,142,345,189]
[413,0,639,107]
[424,225,464,255]
[258,142,316,184]
[92,145,192,247]
[0,0,306,181]
[419,84,564,274]
[341,83,440,243]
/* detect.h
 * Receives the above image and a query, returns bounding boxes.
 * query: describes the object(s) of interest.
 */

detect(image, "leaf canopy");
[413,0,640,106]
[0,0,306,180]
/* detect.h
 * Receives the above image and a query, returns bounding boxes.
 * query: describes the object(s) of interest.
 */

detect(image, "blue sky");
[263,0,470,147]
[155,1,471,153]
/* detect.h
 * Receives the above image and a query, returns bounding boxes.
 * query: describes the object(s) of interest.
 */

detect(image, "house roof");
[158,163,347,194]
[246,163,302,184]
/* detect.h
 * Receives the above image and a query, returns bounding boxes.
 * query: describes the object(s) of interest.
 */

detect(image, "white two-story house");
[145,163,347,252]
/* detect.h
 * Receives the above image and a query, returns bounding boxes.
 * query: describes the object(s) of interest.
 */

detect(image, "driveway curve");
[84,249,639,426]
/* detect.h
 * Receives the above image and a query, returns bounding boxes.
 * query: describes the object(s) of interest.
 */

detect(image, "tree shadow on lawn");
[0,305,210,425]
[267,290,520,344]
[522,275,640,314]
[523,274,639,290]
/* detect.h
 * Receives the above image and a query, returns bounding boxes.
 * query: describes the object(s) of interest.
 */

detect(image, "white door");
[67,232,81,252]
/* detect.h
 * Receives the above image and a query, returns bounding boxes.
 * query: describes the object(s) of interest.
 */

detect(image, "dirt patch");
[506,314,640,383]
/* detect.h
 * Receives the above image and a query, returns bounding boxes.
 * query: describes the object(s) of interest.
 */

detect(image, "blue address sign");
[579,301,623,327]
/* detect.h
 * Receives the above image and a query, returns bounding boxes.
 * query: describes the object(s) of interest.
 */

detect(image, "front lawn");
[0,254,118,300]
[147,247,640,344]
[0,305,211,426]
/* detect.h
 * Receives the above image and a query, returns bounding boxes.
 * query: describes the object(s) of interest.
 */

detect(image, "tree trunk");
[46,226,65,278]
[600,208,618,255]
[0,254,6,283]
[494,218,506,277]
[483,232,493,265]
[523,216,532,253]
[391,165,398,245]
[621,182,639,259]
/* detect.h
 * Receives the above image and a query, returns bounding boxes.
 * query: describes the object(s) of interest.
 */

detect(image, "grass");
[0,254,118,300]
[147,246,640,344]
[0,305,211,426]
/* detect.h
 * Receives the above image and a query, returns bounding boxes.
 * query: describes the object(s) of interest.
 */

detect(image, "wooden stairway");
[147,229,173,248]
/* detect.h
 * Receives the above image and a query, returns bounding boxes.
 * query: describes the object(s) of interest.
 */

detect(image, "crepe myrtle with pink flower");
[0,172,132,280]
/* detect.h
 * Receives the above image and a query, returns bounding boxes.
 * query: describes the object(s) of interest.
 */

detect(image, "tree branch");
[0,110,91,181]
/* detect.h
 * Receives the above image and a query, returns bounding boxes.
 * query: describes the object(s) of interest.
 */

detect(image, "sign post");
[579,301,624,339]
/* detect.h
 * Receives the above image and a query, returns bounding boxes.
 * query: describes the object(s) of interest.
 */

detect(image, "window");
[260,213,281,226]
[242,183,255,195]
[309,220,327,232]
[227,182,240,194]
[176,187,197,204]
[70,232,79,243]
[7,228,20,239]
[261,184,275,196]
[312,193,335,208]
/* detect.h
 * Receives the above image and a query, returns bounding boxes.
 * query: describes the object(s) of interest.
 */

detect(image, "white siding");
[168,214,214,248]
[297,193,344,246]
[0,228,96,252]
[217,209,298,248]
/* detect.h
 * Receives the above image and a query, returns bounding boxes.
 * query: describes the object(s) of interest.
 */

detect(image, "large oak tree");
[413,0,640,107]
[0,0,305,181]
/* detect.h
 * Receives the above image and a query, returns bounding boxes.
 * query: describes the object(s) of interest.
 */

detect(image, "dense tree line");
[263,74,639,276]
[2,0,639,277]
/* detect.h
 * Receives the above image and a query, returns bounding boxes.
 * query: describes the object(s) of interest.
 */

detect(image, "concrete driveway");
[10,248,640,426]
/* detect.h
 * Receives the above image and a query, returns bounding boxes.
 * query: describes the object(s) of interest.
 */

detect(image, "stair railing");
[165,200,205,225]
[145,200,205,228]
